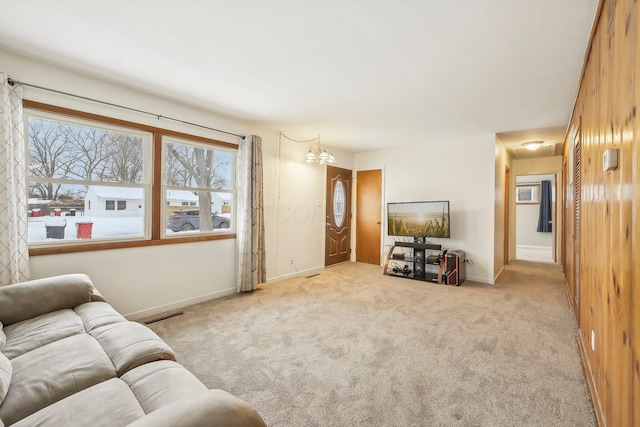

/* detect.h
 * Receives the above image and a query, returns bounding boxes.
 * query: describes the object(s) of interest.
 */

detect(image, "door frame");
[504,165,511,266]
[514,172,559,264]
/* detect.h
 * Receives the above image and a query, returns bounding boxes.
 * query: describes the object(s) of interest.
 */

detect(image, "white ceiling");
[0,1,598,155]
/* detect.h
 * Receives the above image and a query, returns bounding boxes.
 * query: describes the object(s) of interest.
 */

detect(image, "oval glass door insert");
[333,179,346,227]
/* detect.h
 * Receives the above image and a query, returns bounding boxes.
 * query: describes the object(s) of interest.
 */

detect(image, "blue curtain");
[537,180,552,232]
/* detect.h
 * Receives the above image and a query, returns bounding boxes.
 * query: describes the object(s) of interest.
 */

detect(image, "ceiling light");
[305,148,317,163]
[304,144,336,165]
[523,141,543,151]
[279,133,337,165]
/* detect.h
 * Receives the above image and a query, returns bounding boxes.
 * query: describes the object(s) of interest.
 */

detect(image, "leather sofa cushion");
[0,353,11,405]
[90,322,176,376]
[127,389,267,427]
[0,322,5,351]
[11,378,145,427]
[2,309,84,359]
[74,301,126,332]
[121,360,208,414]
[0,334,116,425]
[13,363,266,427]
[0,274,95,326]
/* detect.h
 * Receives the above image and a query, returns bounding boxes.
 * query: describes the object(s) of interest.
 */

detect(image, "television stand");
[383,241,465,285]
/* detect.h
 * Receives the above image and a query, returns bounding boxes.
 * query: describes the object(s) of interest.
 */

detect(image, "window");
[516,184,540,204]
[163,137,235,236]
[24,102,237,253]
[26,111,150,245]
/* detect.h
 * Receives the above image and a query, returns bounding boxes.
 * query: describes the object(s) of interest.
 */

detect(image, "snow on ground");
[28,213,232,242]
[28,215,144,242]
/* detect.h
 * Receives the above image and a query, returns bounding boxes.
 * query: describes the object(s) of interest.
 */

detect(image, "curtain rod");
[7,78,246,140]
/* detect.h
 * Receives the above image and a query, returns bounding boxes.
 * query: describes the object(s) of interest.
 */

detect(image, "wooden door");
[325,166,352,266]
[356,169,382,265]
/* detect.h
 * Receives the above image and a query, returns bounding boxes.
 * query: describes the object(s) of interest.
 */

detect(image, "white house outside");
[85,186,144,217]
[165,190,231,214]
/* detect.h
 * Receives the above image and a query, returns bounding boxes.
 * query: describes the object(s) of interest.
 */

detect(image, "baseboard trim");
[577,331,606,427]
[465,274,494,285]
[125,288,236,321]
[516,244,553,250]
[266,266,324,284]
[493,266,505,283]
[563,278,575,312]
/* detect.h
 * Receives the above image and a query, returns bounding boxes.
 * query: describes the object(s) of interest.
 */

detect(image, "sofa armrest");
[127,389,266,427]
[0,274,102,326]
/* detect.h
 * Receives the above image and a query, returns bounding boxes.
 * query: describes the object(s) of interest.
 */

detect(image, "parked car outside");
[166,210,230,232]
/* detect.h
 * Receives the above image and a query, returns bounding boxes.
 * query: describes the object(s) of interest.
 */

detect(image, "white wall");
[354,134,496,284]
[1,49,353,318]
[30,240,238,317]
[262,134,354,282]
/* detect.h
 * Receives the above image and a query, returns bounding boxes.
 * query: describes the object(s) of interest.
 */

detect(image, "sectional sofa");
[0,274,265,427]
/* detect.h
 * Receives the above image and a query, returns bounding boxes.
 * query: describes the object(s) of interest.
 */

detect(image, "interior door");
[325,166,352,266]
[356,169,382,265]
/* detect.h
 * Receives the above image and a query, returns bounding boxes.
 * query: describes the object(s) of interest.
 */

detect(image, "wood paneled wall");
[563,1,639,426]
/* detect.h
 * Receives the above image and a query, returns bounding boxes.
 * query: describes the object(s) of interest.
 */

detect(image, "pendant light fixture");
[304,145,336,164]
[279,133,336,165]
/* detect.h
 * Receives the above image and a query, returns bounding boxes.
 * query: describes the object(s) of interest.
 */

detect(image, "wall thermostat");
[603,148,618,171]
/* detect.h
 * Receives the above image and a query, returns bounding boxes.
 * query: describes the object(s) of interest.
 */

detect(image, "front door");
[325,166,352,266]
[356,169,382,265]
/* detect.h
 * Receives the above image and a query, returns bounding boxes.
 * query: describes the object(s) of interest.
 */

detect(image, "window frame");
[162,135,236,239]
[24,100,237,256]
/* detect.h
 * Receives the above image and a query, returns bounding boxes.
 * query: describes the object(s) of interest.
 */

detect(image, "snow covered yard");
[28,215,145,242]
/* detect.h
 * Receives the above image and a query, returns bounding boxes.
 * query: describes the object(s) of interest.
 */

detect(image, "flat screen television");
[387,201,450,238]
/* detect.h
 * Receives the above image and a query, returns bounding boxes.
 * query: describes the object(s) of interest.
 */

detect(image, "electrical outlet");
[290,256,294,265]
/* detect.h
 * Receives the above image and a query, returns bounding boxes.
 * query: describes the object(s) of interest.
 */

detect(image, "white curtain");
[0,72,29,286]
[236,135,265,292]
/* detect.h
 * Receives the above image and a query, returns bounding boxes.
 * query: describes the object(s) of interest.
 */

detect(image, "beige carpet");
[146,261,596,427]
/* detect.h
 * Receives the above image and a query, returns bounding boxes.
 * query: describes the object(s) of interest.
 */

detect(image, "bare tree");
[27,118,78,200]
[67,126,110,181]
[166,143,231,231]
[103,133,144,183]
[164,146,193,187]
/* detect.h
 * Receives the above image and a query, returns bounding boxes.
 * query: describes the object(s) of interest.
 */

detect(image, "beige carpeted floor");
[147,261,596,427]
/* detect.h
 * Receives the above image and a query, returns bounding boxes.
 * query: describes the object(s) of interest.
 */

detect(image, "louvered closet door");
[573,129,581,310]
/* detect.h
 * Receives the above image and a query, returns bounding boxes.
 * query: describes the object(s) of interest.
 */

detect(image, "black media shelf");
[386,271,440,282]
[393,241,442,250]
[383,241,465,286]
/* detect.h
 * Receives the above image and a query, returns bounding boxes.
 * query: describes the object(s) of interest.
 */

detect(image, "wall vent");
[143,311,184,324]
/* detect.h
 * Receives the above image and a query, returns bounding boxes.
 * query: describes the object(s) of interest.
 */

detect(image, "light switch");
[603,148,618,171]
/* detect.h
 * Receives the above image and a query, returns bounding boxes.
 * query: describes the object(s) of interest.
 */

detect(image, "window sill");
[29,233,236,256]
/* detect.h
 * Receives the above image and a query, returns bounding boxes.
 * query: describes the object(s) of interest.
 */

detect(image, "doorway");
[515,173,557,263]
[356,169,382,265]
[504,166,510,266]
[325,166,352,266]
